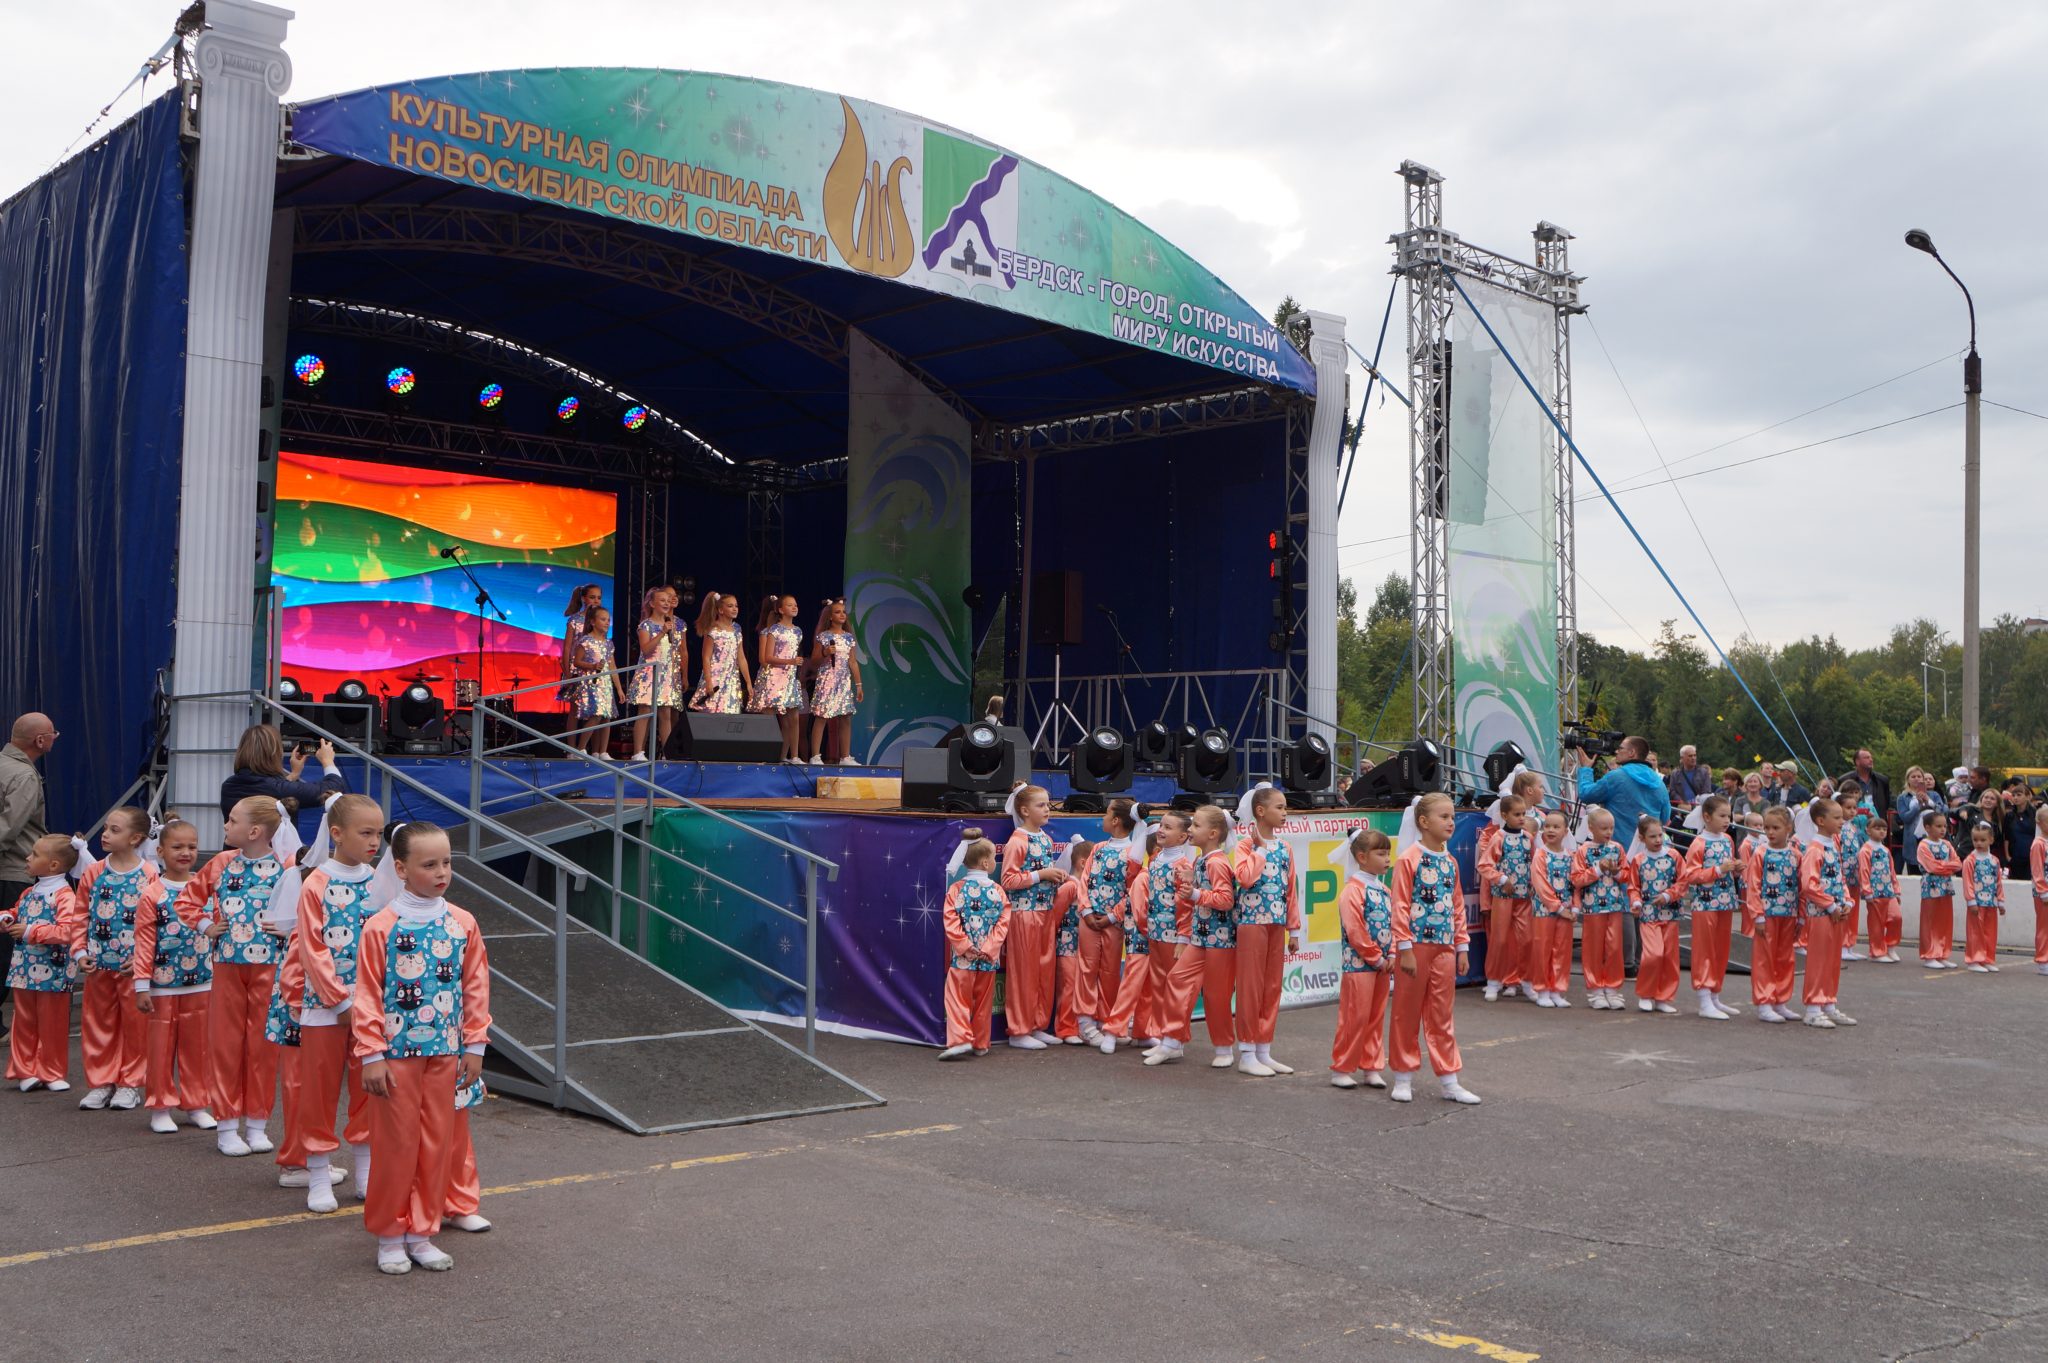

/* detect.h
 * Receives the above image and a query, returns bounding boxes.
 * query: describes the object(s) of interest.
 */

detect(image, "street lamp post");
[1904,230,1980,769]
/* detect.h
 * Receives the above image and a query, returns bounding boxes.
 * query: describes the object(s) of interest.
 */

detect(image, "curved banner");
[289,69,1313,393]
[845,332,970,765]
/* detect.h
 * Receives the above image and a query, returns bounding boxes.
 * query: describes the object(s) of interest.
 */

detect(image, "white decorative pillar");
[1303,309,1348,741]
[169,0,293,842]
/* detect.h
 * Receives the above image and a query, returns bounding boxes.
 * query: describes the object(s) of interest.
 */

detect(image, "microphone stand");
[445,547,508,746]
[1096,605,1149,733]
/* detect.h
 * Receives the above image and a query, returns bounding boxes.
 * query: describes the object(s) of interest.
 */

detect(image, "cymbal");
[402,670,445,682]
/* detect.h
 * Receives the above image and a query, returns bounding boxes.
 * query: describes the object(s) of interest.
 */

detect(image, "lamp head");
[1904,229,1937,256]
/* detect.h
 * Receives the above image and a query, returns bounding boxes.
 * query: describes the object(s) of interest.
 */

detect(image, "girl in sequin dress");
[558,583,603,703]
[570,607,625,758]
[629,586,687,761]
[689,592,751,715]
[807,598,864,766]
[750,594,808,762]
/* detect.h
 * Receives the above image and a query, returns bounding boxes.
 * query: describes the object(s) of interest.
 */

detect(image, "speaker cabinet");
[1030,570,1084,647]
[668,711,786,763]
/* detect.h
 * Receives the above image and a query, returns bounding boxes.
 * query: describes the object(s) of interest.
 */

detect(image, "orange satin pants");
[1075,922,1122,1023]
[298,1021,371,1156]
[1534,916,1574,994]
[1751,917,1798,1006]
[364,1054,457,1240]
[6,988,70,1084]
[943,968,997,1049]
[1689,910,1734,992]
[1919,896,1954,962]
[207,963,277,1120]
[1002,911,1056,1035]
[1330,969,1390,1073]
[1802,913,1842,1006]
[143,991,210,1110]
[1103,947,1153,1040]
[1233,923,1287,1045]
[445,1109,481,1218]
[1159,943,1236,1047]
[1389,944,1461,1076]
[1964,907,2000,966]
[1838,892,1861,954]
[1635,921,1680,1002]
[2035,897,2048,965]
[1486,897,1530,986]
[80,971,147,1088]
[1580,914,1625,990]
[1054,953,1081,1039]
[1865,897,1902,959]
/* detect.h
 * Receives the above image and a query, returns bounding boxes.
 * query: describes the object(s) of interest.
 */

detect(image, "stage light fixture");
[276,675,317,743]
[622,404,649,431]
[556,395,581,422]
[1483,740,1528,794]
[1280,732,1339,809]
[292,354,325,387]
[1344,739,1444,807]
[1172,727,1240,811]
[278,677,303,702]
[387,681,449,753]
[1063,726,1134,813]
[1134,721,1178,772]
[320,678,378,750]
[385,367,416,396]
[901,721,1025,812]
[478,383,504,409]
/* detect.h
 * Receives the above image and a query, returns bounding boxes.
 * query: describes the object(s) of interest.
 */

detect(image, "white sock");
[353,1142,372,1191]
[245,1118,267,1136]
[1255,1043,1273,1065]
[1215,1047,1234,1061]
[379,1235,405,1253]
[307,1152,330,1174]
[220,1116,242,1135]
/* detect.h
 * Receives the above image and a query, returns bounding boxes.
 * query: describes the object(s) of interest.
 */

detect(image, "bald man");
[0,713,56,1031]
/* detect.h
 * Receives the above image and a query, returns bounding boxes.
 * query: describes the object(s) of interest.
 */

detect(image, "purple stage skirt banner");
[559,807,1490,1046]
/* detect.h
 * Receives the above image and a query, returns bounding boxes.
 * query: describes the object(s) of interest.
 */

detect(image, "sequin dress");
[690,627,744,714]
[810,629,858,718]
[750,623,807,714]
[629,619,686,707]
[571,632,618,720]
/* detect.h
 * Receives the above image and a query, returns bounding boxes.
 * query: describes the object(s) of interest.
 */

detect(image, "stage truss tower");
[1391,161,1583,746]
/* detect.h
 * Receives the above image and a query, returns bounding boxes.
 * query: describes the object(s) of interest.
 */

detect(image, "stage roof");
[279,69,1311,468]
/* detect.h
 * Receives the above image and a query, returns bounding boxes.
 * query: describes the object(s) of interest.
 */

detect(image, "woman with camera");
[219,725,347,817]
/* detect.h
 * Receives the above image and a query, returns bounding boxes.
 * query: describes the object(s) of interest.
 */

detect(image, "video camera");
[1562,720,1625,759]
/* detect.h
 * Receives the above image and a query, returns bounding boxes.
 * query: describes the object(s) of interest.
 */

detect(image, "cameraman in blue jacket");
[1570,735,1672,972]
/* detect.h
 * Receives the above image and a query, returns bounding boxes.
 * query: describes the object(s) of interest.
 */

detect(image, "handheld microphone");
[438,546,461,560]
[1095,603,1116,616]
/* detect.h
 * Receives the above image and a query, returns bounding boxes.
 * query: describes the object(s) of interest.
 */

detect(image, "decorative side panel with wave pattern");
[844,333,971,765]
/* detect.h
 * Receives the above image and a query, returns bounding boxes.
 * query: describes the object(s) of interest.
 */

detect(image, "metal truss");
[745,485,787,609]
[1394,160,1456,746]
[981,384,1285,459]
[278,400,818,493]
[1533,222,1585,723]
[1280,397,1314,730]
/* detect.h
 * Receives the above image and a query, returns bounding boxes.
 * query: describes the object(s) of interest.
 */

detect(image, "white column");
[1303,309,1348,741]
[169,0,293,842]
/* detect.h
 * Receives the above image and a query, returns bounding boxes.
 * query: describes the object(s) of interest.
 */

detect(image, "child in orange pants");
[4,835,80,1091]
[132,821,215,1132]
[1682,795,1743,1018]
[1529,812,1578,1007]
[294,794,386,1209]
[69,808,155,1108]
[1916,812,1963,968]
[1389,793,1477,1105]
[1131,811,1194,1065]
[1330,827,1393,1089]
[175,796,293,1156]
[1961,822,2006,972]
[354,822,491,1275]
[1629,816,1684,1014]
[1077,800,1143,1048]
[1858,813,1903,963]
[1570,808,1630,1009]
[1797,798,1856,1028]
[1478,790,1537,1002]
[998,784,1067,1049]
[1231,785,1300,1077]
[939,838,1010,1059]
[1747,807,1803,1022]
[1050,845,1090,1043]
[2032,808,2048,976]
[1154,804,1238,1069]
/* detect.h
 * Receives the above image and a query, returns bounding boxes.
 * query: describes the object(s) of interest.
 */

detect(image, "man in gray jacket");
[0,713,56,1033]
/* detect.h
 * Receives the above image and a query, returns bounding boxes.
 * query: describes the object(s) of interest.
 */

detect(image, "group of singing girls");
[940,782,1484,1106]
[560,582,863,766]
[4,795,494,1276]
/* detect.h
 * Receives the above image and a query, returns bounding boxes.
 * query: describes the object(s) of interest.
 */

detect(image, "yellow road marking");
[1464,1032,1541,1051]
[0,1123,958,1273]
[1376,1321,1541,1361]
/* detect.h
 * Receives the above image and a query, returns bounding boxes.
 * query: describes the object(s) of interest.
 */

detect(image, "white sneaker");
[1986,964,2001,973]
[45,1079,70,1093]
[839,756,860,766]
[2037,963,2048,976]
[1846,950,1868,961]
[405,1240,454,1271]
[278,1166,349,1188]
[307,1181,338,1214]
[938,1044,973,1060]
[217,1129,253,1157]
[1078,1020,1102,1044]
[1330,1072,1359,1089]
[1362,1070,1387,1089]
[1803,1008,1836,1029]
[17,1077,42,1093]
[1922,958,1944,969]
[1061,1035,1084,1046]
[244,1125,274,1154]
[1211,1049,1237,1069]
[1637,998,1655,1013]
[1237,1056,1276,1078]
[1006,1035,1047,1051]
[1097,1034,1116,1055]
[188,1108,218,1130]
[1535,992,1557,1008]
[1262,1054,1294,1075]
[1758,1005,1787,1024]
[1698,994,1730,1020]
[1483,982,1502,1002]
[149,1110,178,1134]
[808,756,822,766]
[111,1086,142,1110]
[1142,1044,1183,1066]
[1590,993,1612,1011]
[1968,964,1991,973]
[1655,1002,1679,1014]
[1439,1078,1482,1105]
[446,1213,492,1233]
[1520,983,1542,1001]
[1389,1074,1414,1102]
[79,1085,113,1110]
[1031,1030,1060,1046]
[1825,1006,1858,1026]
[377,1244,412,1276]
[1553,993,1572,1009]
[1714,994,1742,1015]
[629,752,647,763]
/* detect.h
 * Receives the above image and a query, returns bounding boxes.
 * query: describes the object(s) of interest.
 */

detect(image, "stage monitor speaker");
[939,723,1030,782]
[1030,570,1084,647]
[901,746,954,811]
[669,712,785,764]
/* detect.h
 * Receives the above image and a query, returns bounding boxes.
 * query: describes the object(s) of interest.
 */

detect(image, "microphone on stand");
[439,545,462,560]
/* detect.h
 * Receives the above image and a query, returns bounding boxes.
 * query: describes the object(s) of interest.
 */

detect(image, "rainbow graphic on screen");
[272,452,617,707]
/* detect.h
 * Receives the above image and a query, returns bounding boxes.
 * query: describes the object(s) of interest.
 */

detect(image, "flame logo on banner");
[824,98,913,278]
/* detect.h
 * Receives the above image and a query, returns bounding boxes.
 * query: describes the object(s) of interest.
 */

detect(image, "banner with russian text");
[844,331,972,765]
[288,69,1313,393]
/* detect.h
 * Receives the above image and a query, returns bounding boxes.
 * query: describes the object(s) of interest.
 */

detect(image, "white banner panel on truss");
[1447,277,1560,773]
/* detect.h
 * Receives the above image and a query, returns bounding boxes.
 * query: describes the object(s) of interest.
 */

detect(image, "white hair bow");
[1395,795,1424,855]
[1234,782,1274,827]
[303,792,347,868]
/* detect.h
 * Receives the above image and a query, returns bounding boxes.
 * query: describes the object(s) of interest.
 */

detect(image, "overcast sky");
[7,1,2043,654]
